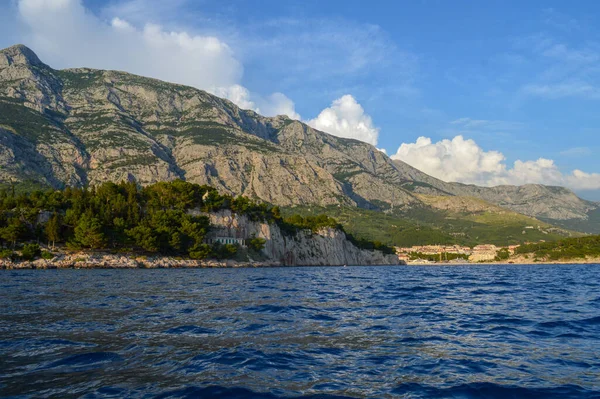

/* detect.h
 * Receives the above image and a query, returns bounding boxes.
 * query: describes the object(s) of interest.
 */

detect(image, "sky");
[1,0,600,199]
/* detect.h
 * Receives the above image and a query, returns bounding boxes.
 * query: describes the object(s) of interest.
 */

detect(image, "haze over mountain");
[0,44,598,234]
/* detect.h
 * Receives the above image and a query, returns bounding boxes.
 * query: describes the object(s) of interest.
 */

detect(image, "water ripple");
[1,265,599,398]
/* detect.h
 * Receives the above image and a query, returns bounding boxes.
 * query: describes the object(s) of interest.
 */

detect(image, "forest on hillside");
[0,180,394,262]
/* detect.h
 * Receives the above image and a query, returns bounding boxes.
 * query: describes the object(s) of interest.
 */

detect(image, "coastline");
[1,252,598,269]
[0,251,405,269]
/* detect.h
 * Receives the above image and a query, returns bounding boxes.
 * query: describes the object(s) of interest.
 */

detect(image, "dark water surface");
[1,265,599,398]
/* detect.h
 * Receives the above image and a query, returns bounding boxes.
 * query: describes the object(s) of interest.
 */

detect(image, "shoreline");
[1,258,598,270]
[0,251,404,270]
[1,250,598,270]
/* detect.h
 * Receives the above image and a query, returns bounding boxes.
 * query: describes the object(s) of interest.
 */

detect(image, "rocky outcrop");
[197,210,400,266]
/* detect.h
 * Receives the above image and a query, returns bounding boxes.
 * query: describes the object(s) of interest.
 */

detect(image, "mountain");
[391,159,600,232]
[0,44,597,236]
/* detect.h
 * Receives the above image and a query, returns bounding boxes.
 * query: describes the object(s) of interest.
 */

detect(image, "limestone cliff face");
[196,210,400,266]
[0,44,597,232]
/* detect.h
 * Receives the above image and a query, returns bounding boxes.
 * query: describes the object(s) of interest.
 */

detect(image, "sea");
[1,265,599,398]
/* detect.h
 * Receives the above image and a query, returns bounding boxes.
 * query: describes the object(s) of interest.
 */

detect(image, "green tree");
[126,225,158,252]
[0,217,26,248]
[211,242,239,259]
[45,213,61,249]
[189,243,212,259]
[495,248,510,261]
[73,214,106,249]
[247,234,266,251]
[21,243,41,261]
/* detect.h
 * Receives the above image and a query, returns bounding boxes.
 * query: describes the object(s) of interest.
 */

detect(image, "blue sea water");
[1,265,599,398]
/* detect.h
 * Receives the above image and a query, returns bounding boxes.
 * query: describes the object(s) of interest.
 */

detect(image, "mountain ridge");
[0,44,597,234]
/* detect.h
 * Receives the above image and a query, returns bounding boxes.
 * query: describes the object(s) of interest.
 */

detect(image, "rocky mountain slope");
[392,159,599,232]
[0,44,597,234]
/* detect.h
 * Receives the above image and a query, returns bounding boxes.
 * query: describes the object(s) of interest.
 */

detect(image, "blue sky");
[2,0,600,199]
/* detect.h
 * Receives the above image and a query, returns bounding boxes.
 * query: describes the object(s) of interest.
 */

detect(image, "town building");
[469,244,499,262]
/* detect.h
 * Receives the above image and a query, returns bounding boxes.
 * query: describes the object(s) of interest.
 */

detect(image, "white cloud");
[212,85,300,119]
[560,147,592,157]
[391,135,600,191]
[307,95,379,145]
[10,0,304,118]
[259,93,301,120]
[213,84,257,111]
[17,0,241,89]
[392,136,506,184]
[518,34,600,100]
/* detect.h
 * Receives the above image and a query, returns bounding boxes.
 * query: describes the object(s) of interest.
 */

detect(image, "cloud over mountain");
[6,1,389,130]
[392,135,600,191]
[308,95,379,145]
[10,0,306,120]
[17,0,242,89]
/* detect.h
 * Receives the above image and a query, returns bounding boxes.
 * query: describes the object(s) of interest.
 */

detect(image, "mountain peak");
[0,44,44,68]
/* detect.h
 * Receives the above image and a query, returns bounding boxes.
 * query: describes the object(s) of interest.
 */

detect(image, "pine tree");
[73,213,106,249]
[45,213,61,249]
[0,217,25,248]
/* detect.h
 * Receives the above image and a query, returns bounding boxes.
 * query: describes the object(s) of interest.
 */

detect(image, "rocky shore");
[0,251,404,270]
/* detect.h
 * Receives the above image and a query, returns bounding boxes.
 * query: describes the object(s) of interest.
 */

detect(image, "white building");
[204,237,246,247]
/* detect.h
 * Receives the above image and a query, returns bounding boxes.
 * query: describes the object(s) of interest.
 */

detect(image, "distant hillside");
[513,235,600,261]
[0,43,597,239]
[392,160,599,233]
[282,204,577,248]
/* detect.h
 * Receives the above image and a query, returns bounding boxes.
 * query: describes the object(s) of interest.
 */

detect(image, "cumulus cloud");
[212,85,257,111]
[17,0,242,89]
[392,136,506,184]
[391,135,600,191]
[259,93,301,120]
[212,85,300,119]
[307,95,379,145]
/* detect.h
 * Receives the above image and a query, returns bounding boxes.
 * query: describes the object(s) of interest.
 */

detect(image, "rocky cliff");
[0,44,597,233]
[195,210,400,266]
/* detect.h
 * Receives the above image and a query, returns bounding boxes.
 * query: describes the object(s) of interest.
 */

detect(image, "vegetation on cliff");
[0,180,394,261]
[514,235,600,261]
